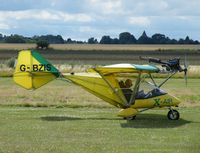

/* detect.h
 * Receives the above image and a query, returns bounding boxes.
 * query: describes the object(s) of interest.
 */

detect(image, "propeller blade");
[184,54,187,68]
[14,58,18,68]
[183,54,188,86]
[184,69,188,86]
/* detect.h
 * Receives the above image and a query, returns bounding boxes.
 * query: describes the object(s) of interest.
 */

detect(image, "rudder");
[13,50,60,90]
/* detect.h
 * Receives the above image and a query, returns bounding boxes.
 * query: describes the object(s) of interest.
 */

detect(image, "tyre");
[167,110,180,120]
[124,116,136,120]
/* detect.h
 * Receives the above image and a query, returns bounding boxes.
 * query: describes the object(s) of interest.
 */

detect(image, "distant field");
[0,43,200,51]
[0,43,199,76]
[49,44,200,51]
[0,44,200,65]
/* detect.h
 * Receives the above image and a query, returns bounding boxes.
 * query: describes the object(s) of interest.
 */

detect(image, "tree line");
[98,31,199,44]
[0,31,199,44]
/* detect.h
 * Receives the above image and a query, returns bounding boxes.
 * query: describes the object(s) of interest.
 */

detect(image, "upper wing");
[88,63,160,75]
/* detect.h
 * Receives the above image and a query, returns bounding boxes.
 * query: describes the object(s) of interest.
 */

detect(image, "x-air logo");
[153,98,173,106]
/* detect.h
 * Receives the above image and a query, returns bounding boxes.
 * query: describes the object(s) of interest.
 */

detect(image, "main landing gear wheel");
[123,116,136,120]
[167,109,180,120]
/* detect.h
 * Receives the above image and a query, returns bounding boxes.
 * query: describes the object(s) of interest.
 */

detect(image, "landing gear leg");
[167,109,180,120]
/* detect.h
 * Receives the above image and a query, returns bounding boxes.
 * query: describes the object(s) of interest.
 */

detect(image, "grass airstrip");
[0,78,199,153]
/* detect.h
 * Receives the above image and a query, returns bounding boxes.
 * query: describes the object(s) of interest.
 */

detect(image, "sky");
[0,0,200,41]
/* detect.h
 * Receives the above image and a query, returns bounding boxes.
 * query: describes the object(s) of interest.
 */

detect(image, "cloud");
[0,0,200,41]
[130,0,169,15]
[0,23,10,30]
[128,17,151,27]
[79,26,96,32]
[59,12,93,22]
[0,10,93,22]
[87,0,123,15]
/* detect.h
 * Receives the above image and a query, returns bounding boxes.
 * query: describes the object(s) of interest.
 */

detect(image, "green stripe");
[31,50,60,77]
[132,64,159,72]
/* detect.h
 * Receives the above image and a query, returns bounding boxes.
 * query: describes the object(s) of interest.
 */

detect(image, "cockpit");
[136,88,166,99]
[118,78,166,102]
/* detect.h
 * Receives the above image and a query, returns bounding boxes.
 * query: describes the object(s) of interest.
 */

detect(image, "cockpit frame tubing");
[128,72,141,106]
[93,68,127,105]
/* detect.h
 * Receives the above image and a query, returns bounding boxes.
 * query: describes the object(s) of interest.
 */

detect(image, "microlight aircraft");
[13,50,188,120]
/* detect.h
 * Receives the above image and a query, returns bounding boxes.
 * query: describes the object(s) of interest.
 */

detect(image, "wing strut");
[149,73,157,87]
[158,72,176,88]
[93,68,127,106]
[128,72,141,106]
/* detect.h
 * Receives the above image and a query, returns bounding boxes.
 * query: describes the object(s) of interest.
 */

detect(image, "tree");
[88,37,98,44]
[178,38,185,44]
[36,40,49,49]
[5,34,26,43]
[137,31,152,44]
[111,38,119,44]
[151,33,174,44]
[0,33,3,41]
[66,38,73,44]
[152,33,166,44]
[100,36,112,44]
[37,35,64,44]
[169,39,178,44]
[119,32,136,44]
[184,36,196,44]
[194,40,199,44]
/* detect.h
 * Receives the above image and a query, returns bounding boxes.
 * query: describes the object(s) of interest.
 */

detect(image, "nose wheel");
[167,109,180,120]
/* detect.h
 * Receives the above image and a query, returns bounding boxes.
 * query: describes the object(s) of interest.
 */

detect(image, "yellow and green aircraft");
[13,50,188,120]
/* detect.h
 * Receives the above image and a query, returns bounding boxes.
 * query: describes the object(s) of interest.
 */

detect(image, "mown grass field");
[0,78,200,153]
[0,107,200,153]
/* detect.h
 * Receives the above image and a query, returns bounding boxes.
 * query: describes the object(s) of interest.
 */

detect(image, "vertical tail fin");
[13,50,60,90]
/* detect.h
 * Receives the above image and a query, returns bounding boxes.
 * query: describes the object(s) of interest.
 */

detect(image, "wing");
[88,63,160,75]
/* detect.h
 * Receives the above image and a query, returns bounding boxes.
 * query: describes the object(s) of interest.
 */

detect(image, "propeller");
[14,58,18,68]
[183,54,188,86]
[139,55,189,86]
